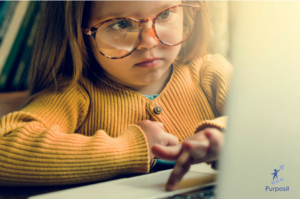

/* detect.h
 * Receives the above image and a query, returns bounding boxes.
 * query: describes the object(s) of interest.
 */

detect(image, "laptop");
[217,1,300,198]
[30,1,300,199]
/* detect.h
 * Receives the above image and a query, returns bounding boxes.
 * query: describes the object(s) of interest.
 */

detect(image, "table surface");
[0,164,216,199]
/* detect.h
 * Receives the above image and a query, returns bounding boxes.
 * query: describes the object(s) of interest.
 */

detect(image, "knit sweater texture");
[0,54,232,186]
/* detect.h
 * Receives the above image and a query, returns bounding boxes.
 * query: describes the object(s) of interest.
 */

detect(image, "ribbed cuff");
[194,116,228,133]
[118,124,151,174]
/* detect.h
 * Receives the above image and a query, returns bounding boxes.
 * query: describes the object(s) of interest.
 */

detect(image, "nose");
[136,21,160,50]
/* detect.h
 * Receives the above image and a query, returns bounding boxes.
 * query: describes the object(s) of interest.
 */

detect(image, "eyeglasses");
[83,4,200,59]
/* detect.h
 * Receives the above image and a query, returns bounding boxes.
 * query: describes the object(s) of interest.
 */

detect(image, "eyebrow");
[98,1,178,20]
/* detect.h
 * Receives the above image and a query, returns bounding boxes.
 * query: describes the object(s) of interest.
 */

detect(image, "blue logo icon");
[271,165,283,184]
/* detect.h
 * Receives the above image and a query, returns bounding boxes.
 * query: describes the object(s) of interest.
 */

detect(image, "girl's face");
[86,1,182,93]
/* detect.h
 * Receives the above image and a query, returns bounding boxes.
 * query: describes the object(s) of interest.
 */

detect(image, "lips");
[135,58,162,67]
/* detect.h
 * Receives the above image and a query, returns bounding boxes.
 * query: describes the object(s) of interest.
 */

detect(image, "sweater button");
[154,106,162,114]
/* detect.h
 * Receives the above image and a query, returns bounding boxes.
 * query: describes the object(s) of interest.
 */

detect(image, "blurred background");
[0,1,42,92]
[0,1,299,92]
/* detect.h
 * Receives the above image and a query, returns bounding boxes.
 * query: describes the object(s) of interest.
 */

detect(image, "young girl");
[0,1,232,186]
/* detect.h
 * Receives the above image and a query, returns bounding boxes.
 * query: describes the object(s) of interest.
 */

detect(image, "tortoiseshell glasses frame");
[83,4,200,59]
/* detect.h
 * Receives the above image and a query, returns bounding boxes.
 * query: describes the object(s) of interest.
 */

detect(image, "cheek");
[88,37,131,72]
[163,45,182,62]
[88,38,113,70]
[94,53,131,77]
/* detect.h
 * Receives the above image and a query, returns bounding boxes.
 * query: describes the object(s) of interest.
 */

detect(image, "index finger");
[166,150,192,191]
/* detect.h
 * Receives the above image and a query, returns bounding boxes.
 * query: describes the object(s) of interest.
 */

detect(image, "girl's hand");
[136,120,178,160]
[151,128,224,191]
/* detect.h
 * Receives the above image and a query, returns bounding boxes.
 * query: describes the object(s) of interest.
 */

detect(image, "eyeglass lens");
[95,6,195,58]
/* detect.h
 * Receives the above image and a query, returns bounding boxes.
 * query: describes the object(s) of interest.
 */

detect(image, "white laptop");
[30,1,300,199]
[217,1,300,199]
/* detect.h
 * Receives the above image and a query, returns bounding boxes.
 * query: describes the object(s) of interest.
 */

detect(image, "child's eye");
[159,10,171,20]
[157,9,176,21]
[110,20,132,31]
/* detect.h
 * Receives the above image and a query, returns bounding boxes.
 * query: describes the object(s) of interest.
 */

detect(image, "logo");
[265,165,289,192]
[271,165,283,184]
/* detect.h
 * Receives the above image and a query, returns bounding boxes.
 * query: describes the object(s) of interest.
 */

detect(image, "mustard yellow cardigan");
[0,54,232,186]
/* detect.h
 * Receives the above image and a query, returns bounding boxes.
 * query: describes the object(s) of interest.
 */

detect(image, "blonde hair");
[28,1,210,98]
[178,0,210,63]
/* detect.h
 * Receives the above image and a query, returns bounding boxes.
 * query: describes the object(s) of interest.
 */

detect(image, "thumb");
[165,132,179,146]
[152,144,182,161]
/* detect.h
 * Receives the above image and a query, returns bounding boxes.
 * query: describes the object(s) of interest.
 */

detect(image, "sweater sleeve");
[0,84,149,186]
[196,54,233,132]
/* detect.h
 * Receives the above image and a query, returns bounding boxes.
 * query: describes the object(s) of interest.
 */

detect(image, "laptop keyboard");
[161,186,215,199]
